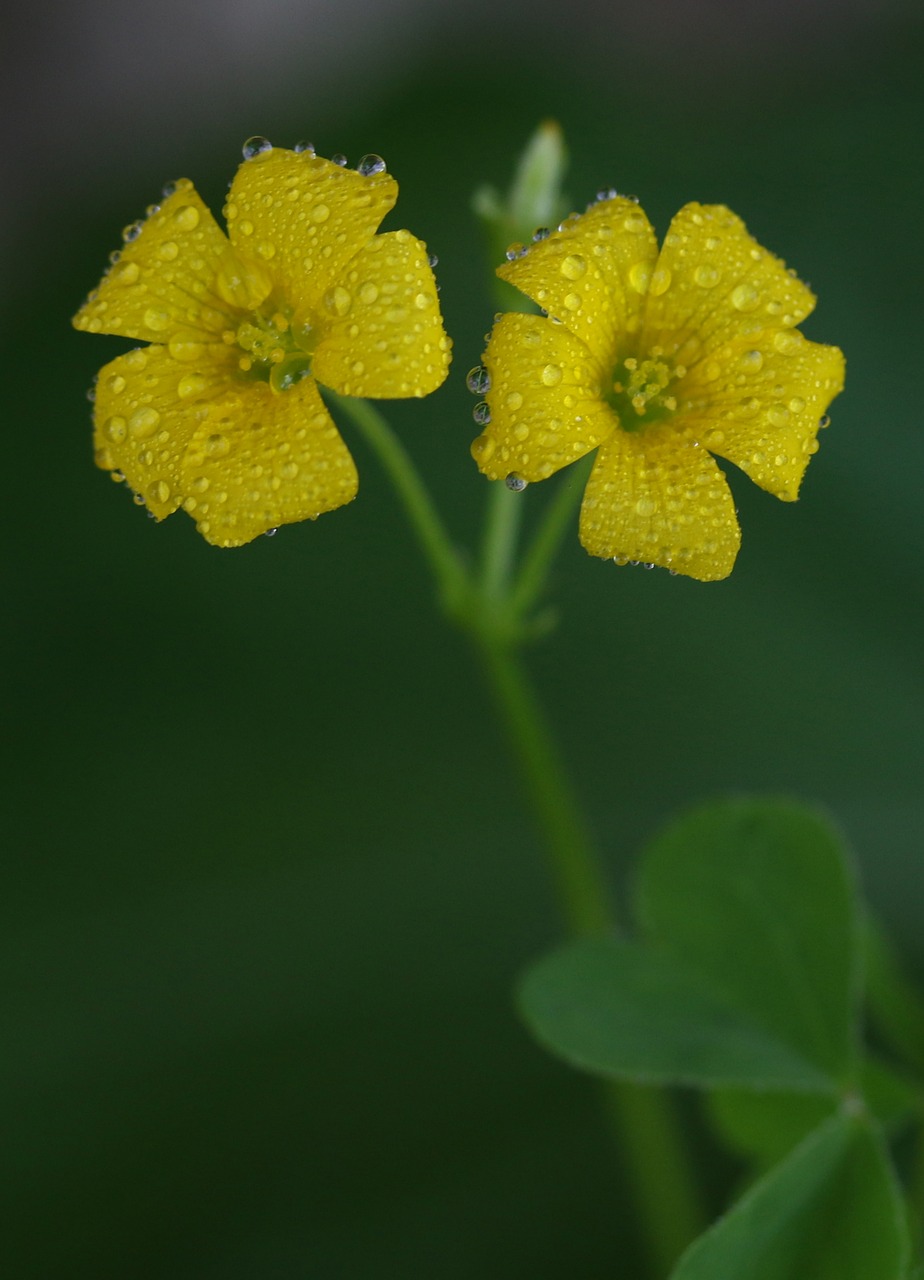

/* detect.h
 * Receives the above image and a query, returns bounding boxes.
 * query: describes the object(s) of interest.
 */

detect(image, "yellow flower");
[74,141,451,547]
[470,197,844,580]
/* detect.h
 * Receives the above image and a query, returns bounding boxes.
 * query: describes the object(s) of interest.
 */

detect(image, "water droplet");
[505,391,523,411]
[205,433,230,457]
[505,243,527,261]
[149,480,171,505]
[466,365,491,395]
[635,497,656,516]
[279,461,300,480]
[563,292,581,311]
[144,307,171,331]
[768,404,791,427]
[739,349,763,373]
[472,402,492,426]
[128,407,160,438]
[773,331,800,356]
[331,153,348,167]
[172,204,200,231]
[242,136,272,160]
[788,396,806,413]
[311,203,331,224]
[293,140,315,155]
[122,221,144,243]
[819,414,831,429]
[649,267,672,297]
[731,283,759,311]
[628,262,651,294]
[505,473,528,492]
[541,364,562,386]
[532,227,551,242]
[560,254,586,280]
[357,153,386,176]
[178,373,207,399]
[324,285,352,316]
[168,334,205,362]
[693,264,720,288]
[106,373,127,394]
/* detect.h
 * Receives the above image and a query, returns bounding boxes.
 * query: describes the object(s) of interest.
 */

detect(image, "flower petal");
[92,343,237,518]
[497,197,658,369]
[640,203,817,365]
[474,313,613,482]
[579,425,741,581]
[226,149,397,312]
[179,376,357,547]
[312,231,452,399]
[678,331,845,500]
[73,183,239,345]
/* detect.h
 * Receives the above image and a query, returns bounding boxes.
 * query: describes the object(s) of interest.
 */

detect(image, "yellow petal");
[92,344,237,518]
[579,425,741,581]
[311,231,452,399]
[179,376,357,547]
[226,149,397,312]
[497,197,658,369]
[473,313,613,482]
[678,332,845,500]
[640,203,817,364]
[73,183,238,345]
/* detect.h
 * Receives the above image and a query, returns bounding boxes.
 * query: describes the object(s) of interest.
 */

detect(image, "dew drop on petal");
[694,264,720,288]
[128,407,160,438]
[311,203,331,224]
[293,140,315,155]
[144,307,171,331]
[628,262,651,294]
[331,153,348,167]
[466,365,491,395]
[357,154,386,176]
[731,283,760,311]
[172,204,200,231]
[472,402,492,425]
[242,136,272,160]
[122,221,144,243]
[541,364,562,386]
[560,254,586,280]
[649,267,672,296]
[505,473,528,492]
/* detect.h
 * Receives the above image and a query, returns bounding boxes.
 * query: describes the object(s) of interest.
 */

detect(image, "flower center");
[606,354,685,432]
[231,309,317,393]
[214,248,317,394]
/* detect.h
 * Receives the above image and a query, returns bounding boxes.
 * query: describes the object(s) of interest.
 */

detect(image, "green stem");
[479,481,524,603]
[472,629,612,938]
[329,392,467,612]
[511,454,594,617]
[345,394,705,1274]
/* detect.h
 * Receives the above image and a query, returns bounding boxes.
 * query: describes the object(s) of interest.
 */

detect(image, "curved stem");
[340,393,705,1273]
[479,481,525,603]
[472,628,612,937]
[329,392,467,611]
[511,454,594,617]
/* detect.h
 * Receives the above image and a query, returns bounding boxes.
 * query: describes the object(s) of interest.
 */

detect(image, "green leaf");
[707,1087,837,1170]
[707,1056,918,1172]
[638,799,861,1084]
[520,938,836,1091]
[669,1115,910,1280]
[864,913,924,1076]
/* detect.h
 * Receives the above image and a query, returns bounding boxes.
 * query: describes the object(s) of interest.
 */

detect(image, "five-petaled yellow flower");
[74,141,451,546]
[471,196,845,580]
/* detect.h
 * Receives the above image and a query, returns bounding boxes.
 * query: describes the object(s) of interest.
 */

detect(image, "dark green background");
[5,8,924,1276]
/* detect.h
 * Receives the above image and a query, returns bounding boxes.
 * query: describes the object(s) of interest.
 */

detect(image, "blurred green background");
[4,2,924,1275]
